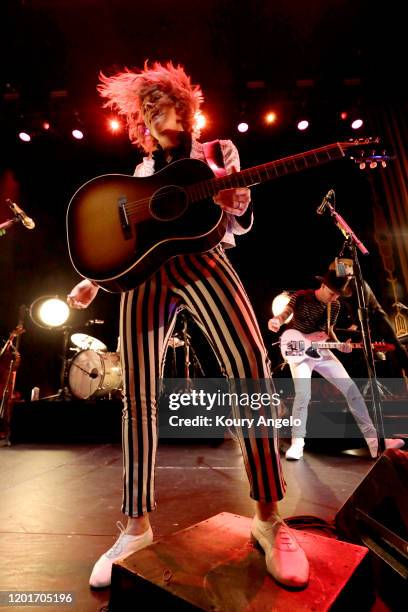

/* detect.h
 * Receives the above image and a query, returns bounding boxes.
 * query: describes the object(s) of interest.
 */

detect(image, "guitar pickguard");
[305,347,321,360]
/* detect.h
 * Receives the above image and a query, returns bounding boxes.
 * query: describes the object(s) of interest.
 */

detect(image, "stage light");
[237,122,249,133]
[265,111,277,125]
[297,119,309,131]
[30,296,70,329]
[351,118,363,130]
[340,111,348,120]
[72,129,84,140]
[42,121,50,130]
[194,111,206,131]
[108,118,121,132]
[18,132,31,142]
[272,292,293,323]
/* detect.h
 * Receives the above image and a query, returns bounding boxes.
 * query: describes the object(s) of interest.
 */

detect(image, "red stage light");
[265,111,277,125]
[195,112,206,130]
[42,121,50,130]
[109,119,121,132]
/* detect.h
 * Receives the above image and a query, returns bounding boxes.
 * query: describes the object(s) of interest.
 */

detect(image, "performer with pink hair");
[68,61,309,590]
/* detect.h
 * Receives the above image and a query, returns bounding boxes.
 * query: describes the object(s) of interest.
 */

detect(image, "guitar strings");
[110,142,363,217]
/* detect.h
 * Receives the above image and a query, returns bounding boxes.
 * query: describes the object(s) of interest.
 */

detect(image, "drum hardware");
[168,335,184,349]
[167,313,205,380]
[40,325,73,401]
[70,333,107,352]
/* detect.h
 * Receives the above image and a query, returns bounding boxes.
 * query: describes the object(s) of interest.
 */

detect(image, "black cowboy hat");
[315,270,353,297]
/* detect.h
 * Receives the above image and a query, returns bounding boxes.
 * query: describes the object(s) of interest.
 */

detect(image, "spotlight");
[72,129,84,140]
[237,122,249,133]
[42,121,51,131]
[18,131,31,142]
[108,118,121,132]
[297,119,309,131]
[340,111,348,121]
[272,292,293,323]
[194,112,207,130]
[30,296,70,329]
[265,111,277,125]
[351,118,363,130]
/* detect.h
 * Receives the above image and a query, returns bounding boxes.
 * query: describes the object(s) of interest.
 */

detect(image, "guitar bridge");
[118,195,132,239]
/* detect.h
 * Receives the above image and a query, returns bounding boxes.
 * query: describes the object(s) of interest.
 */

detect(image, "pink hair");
[97,61,204,153]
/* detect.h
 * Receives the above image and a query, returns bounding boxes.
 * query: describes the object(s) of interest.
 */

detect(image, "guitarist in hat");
[68,61,309,590]
[268,270,404,460]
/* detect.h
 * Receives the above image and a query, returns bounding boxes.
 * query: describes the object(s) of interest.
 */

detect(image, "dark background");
[0,1,405,398]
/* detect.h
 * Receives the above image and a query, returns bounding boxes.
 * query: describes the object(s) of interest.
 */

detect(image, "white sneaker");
[251,516,309,588]
[366,437,405,459]
[385,438,405,450]
[89,521,153,589]
[285,438,305,461]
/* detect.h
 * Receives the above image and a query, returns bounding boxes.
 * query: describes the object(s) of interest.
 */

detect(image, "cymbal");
[168,336,184,348]
[71,333,107,352]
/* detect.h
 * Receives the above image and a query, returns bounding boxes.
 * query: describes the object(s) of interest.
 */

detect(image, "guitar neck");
[190,142,347,201]
[313,342,362,349]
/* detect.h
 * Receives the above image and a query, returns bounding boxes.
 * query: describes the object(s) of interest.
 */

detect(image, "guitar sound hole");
[150,185,188,221]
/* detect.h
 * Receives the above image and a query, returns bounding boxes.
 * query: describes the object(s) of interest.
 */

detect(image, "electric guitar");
[280,329,395,364]
[66,138,382,292]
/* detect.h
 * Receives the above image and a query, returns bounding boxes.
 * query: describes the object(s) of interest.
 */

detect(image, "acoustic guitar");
[66,138,382,292]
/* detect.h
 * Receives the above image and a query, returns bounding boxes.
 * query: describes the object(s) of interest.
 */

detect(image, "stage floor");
[0,438,392,611]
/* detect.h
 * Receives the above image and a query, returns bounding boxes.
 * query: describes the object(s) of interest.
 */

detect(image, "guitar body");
[280,329,329,364]
[66,158,226,292]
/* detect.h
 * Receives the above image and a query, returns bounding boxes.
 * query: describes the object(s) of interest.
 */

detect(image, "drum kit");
[67,331,122,400]
[66,323,192,400]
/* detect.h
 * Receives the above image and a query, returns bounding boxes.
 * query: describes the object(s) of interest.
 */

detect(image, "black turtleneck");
[152,132,192,171]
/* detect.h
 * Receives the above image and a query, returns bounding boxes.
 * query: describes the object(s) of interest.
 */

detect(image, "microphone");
[6,199,35,229]
[316,189,335,215]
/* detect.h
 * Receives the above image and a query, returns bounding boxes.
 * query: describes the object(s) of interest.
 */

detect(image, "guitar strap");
[327,302,331,336]
[202,140,226,177]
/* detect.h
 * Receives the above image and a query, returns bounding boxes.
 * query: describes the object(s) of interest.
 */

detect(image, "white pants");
[289,350,377,440]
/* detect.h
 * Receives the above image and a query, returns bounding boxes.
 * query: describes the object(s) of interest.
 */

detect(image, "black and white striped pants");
[119,245,286,516]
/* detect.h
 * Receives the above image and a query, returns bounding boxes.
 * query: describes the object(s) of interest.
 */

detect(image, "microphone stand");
[0,216,20,236]
[41,326,72,401]
[320,197,386,454]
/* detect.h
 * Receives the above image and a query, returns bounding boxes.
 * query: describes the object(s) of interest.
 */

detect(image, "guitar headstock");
[339,137,393,169]
[373,341,395,352]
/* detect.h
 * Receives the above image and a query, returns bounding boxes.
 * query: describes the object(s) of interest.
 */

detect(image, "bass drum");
[68,350,122,400]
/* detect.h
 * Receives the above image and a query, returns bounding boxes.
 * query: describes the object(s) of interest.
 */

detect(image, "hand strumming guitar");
[213,165,250,216]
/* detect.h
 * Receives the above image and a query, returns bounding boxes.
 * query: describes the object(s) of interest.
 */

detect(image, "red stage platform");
[109,512,371,611]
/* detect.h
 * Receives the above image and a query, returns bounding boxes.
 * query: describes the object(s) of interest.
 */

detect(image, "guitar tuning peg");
[359,162,366,170]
